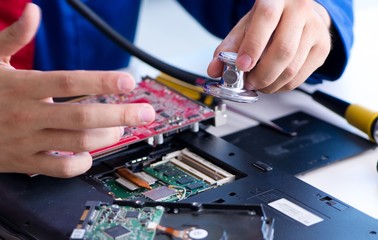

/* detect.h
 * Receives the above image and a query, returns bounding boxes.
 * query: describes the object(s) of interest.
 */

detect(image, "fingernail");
[139,106,155,124]
[236,53,253,71]
[118,76,134,92]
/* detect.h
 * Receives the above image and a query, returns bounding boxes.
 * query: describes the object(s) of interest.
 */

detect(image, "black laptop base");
[0,130,377,240]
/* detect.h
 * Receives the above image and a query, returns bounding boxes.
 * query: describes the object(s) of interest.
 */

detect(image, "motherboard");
[70,201,273,240]
[95,148,236,203]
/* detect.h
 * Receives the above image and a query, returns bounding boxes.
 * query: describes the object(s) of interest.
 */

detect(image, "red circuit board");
[74,77,215,159]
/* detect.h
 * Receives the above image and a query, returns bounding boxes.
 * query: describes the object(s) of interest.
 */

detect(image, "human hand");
[208,0,332,93]
[0,4,155,178]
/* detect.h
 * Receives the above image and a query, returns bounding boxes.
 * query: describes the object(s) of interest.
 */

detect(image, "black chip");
[176,177,193,185]
[154,125,165,131]
[163,170,177,178]
[125,211,140,218]
[103,225,130,239]
[160,112,170,118]
[143,207,152,213]
[186,182,204,190]
[188,114,200,120]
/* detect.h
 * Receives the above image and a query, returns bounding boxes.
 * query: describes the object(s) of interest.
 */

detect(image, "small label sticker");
[189,229,209,239]
[268,198,323,226]
[70,229,86,239]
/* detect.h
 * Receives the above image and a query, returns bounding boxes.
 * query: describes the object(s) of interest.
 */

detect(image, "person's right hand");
[0,3,155,178]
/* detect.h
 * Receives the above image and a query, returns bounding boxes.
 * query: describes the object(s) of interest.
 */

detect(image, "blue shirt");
[32,0,353,84]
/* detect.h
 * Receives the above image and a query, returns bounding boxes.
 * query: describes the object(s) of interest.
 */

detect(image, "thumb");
[0,3,40,58]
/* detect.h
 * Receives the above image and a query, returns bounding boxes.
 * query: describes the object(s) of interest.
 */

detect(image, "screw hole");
[213,198,225,203]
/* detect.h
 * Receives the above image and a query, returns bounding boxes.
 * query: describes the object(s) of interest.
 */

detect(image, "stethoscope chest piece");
[204,52,258,103]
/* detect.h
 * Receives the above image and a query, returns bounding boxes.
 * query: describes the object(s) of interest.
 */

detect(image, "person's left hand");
[208,0,332,93]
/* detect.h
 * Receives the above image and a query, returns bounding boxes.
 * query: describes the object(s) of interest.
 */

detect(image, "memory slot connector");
[168,148,235,186]
[169,158,216,185]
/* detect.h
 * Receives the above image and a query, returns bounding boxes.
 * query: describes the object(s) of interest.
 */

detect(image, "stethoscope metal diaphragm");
[204,52,258,103]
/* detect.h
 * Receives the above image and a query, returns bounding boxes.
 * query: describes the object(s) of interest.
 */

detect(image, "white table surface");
[129,0,378,219]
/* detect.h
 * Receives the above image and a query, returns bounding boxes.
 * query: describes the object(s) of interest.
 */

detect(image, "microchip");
[176,177,193,185]
[154,125,166,131]
[142,186,176,201]
[164,170,178,178]
[103,225,130,240]
[186,182,203,190]
[160,112,170,118]
[125,211,140,219]
[188,114,200,120]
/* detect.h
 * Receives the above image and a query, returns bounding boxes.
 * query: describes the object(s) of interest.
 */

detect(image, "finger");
[33,127,124,153]
[244,6,306,90]
[279,41,330,92]
[207,56,224,78]
[39,102,155,129]
[0,3,40,57]
[11,70,136,99]
[257,49,309,93]
[236,0,285,71]
[32,152,93,178]
[257,22,313,93]
[261,14,331,93]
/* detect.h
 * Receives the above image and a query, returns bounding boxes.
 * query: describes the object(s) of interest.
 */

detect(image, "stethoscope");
[67,0,258,103]
[204,52,258,103]
[68,0,378,168]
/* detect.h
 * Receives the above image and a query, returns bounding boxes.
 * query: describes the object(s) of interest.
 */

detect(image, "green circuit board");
[102,162,210,202]
[70,203,164,240]
[98,148,235,203]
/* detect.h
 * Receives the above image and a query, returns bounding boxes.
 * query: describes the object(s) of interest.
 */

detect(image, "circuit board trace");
[73,77,215,159]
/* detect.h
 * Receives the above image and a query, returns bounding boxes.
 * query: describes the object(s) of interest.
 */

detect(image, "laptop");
[0,78,376,239]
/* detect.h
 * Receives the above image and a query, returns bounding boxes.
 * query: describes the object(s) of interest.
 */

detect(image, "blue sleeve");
[32,0,141,71]
[308,0,354,84]
[178,0,354,84]
[177,0,253,39]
